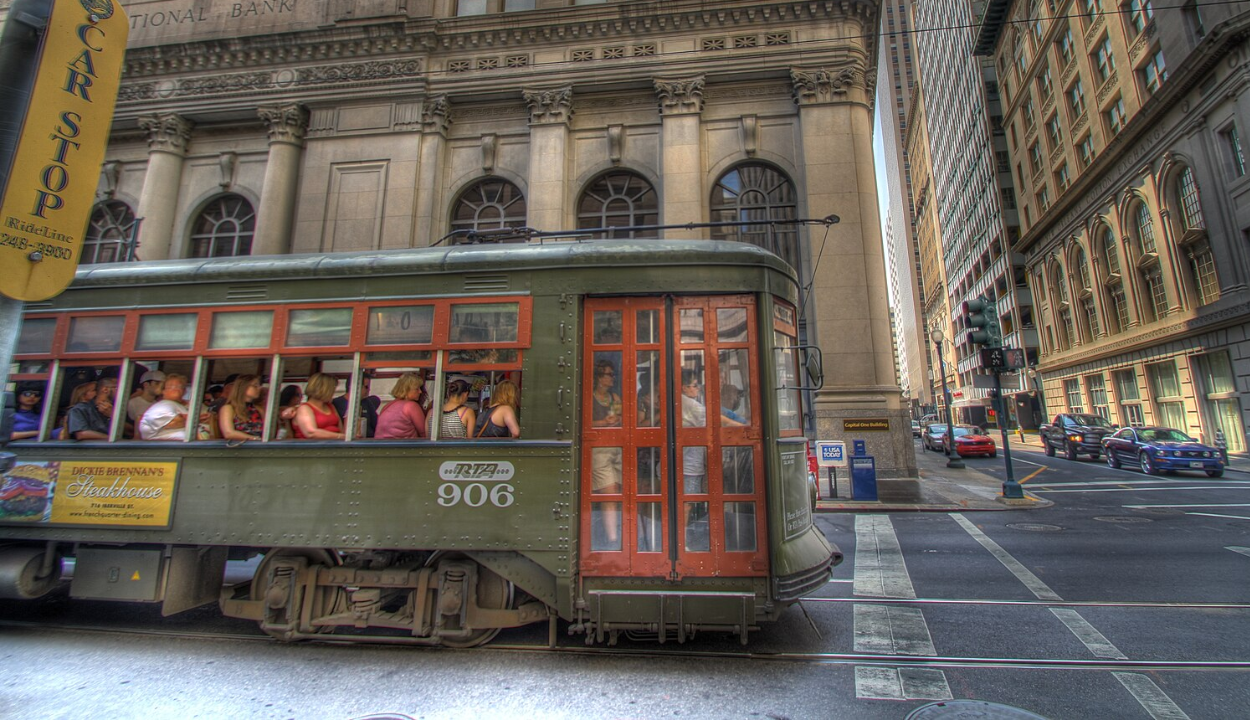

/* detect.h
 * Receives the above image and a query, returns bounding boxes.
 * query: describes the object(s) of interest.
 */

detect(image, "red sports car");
[951,425,997,457]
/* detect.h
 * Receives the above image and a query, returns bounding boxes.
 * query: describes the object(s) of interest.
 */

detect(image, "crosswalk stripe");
[1227,546,1250,557]
[854,604,936,656]
[1051,608,1127,659]
[854,666,953,701]
[1113,673,1192,720]
[853,515,916,599]
[950,513,1062,602]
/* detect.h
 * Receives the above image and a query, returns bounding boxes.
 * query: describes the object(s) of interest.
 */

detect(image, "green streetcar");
[0,238,840,646]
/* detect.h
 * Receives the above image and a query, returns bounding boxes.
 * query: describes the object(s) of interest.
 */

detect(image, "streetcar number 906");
[437,482,515,508]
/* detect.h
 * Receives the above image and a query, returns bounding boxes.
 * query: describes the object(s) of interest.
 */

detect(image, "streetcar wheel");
[1064,442,1078,461]
[251,548,342,640]
[1044,442,1055,457]
[1139,452,1157,476]
[1106,451,1120,469]
[438,564,514,648]
[1206,468,1224,478]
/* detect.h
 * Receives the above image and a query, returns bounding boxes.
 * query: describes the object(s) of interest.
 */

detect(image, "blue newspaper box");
[850,456,878,501]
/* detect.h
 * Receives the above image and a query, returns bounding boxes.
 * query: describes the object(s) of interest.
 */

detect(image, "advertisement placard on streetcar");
[0,461,179,528]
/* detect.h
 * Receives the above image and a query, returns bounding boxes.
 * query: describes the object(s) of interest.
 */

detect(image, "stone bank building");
[10,0,917,489]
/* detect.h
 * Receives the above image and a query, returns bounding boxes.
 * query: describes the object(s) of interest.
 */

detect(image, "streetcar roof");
[68,239,796,289]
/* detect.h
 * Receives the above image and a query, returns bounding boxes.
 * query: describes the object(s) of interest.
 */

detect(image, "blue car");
[1102,426,1225,477]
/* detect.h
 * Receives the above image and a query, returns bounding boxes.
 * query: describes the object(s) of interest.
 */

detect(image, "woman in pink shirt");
[374,372,428,439]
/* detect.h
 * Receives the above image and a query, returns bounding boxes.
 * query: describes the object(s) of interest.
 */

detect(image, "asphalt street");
[2,438,1248,719]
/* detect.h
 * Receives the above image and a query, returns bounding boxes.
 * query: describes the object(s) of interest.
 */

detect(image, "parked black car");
[1102,426,1225,477]
[1039,413,1116,461]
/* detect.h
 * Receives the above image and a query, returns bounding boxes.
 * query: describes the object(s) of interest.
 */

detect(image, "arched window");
[82,201,137,264]
[1072,247,1097,343]
[1177,166,1205,231]
[1133,202,1158,255]
[450,178,527,235]
[576,171,658,238]
[1052,265,1073,350]
[189,195,255,258]
[1101,226,1121,276]
[709,163,800,275]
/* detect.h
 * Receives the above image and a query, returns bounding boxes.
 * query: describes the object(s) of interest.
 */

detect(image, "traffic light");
[962,295,1002,348]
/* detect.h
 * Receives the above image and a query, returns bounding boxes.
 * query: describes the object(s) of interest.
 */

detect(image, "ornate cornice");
[654,76,705,115]
[790,64,867,105]
[118,59,423,106]
[422,94,452,134]
[137,113,194,154]
[258,103,310,145]
[523,85,574,124]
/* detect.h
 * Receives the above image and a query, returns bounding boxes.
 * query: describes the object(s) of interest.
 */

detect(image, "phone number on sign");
[0,232,74,260]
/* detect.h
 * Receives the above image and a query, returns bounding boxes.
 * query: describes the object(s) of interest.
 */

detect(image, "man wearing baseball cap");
[128,371,167,428]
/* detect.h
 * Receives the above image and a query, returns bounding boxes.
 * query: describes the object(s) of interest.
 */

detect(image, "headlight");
[1068,434,1082,442]
[1204,451,1213,458]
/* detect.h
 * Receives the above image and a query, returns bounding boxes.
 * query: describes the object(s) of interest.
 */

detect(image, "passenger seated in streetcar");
[274,385,303,440]
[218,374,266,441]
[474,379,520,439]
[374,372,428,440]
[127,371,166,427]
[11,382,45,440]
[65,380,109,441]
[720,383,748,424]
[293,373,345,440]
[139,374,210,440]
[430,379,476,439]
[333,374,381,438]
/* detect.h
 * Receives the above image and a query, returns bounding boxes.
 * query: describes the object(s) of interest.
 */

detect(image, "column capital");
[790,63,870,106]
[259,103,310,146]
[138,113,194,155]
[653,76,704,115]
[422,94,452,135]
[523,85,573,125]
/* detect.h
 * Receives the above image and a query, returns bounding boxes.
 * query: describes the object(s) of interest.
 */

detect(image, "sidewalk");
[815,440,1053,513]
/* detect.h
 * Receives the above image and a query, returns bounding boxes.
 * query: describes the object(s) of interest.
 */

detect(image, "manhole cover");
[1006,523,1063,532]
[1094,516,1153,524]
[907,700,1050,720]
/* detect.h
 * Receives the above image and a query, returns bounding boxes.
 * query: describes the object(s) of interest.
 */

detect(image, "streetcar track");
[5,619,1250,673]
[799,596,1250,610]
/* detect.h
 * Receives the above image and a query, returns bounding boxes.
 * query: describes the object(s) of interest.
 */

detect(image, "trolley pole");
[994,370,1023,498]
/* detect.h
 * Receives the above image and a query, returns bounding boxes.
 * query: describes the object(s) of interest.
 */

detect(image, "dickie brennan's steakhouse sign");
[0,0,128,302]
[0,461,178,528]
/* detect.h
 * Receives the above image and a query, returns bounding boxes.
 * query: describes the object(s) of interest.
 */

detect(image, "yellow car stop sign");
[0,0,128,301]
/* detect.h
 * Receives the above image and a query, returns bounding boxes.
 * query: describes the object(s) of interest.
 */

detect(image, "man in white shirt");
[139,374,192,440]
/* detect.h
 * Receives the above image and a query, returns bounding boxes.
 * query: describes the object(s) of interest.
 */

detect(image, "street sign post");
[0,0,129,302]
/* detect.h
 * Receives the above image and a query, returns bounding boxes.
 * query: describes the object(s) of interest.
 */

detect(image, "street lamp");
[930,327,964,469]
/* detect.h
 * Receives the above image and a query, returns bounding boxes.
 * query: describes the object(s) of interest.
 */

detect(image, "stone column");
[135,113,193,260]
[253,104,309,256]
[523,86,573,233]
[791,64,917,493]
[413,95,450,246]
[654,76,704,238]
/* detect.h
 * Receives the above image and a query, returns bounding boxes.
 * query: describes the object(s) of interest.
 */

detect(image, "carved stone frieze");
[138,113,194,154]
[1096,68,1119,105]
[118,60,423,107]
[1072,111,1089,138]
[179,72,273,96]
[422,95,452,134]
[259,103,310,145]
[654,76,705,115]
[523,85,574,124]
[790,64,866,105]
[296,60,421,86]
[1129,21,1157,62]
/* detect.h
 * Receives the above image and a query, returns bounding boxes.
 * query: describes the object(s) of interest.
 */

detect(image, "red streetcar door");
[581,298,670,577]
[580,295,768,579]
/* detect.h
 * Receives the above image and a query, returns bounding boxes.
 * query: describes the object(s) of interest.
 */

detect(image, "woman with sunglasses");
[11,382,45,440]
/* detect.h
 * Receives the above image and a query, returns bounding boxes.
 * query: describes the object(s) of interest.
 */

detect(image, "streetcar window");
[287,307,353,347]
[636,350,660,428]
[592,310,622,344]
[636,309,660,343]
[679,351,705,427]
[366,305,434,346]
[591,352,622,427]
[209,311,274,349]
[724,502,757,552]
[449,302,518,343]
[637,503,663,553]
[590,500,622,552]
[722,447,755,494]
[679,308,704,343]
[637,447,662,494]
[774,329,802,434]
[718,348,751,424]
[67,316,125,353]
[684,502,710,552]
[136,313,198,351]
[16,318,56,355]
[446,348,518,365]
[716,308,748,343]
